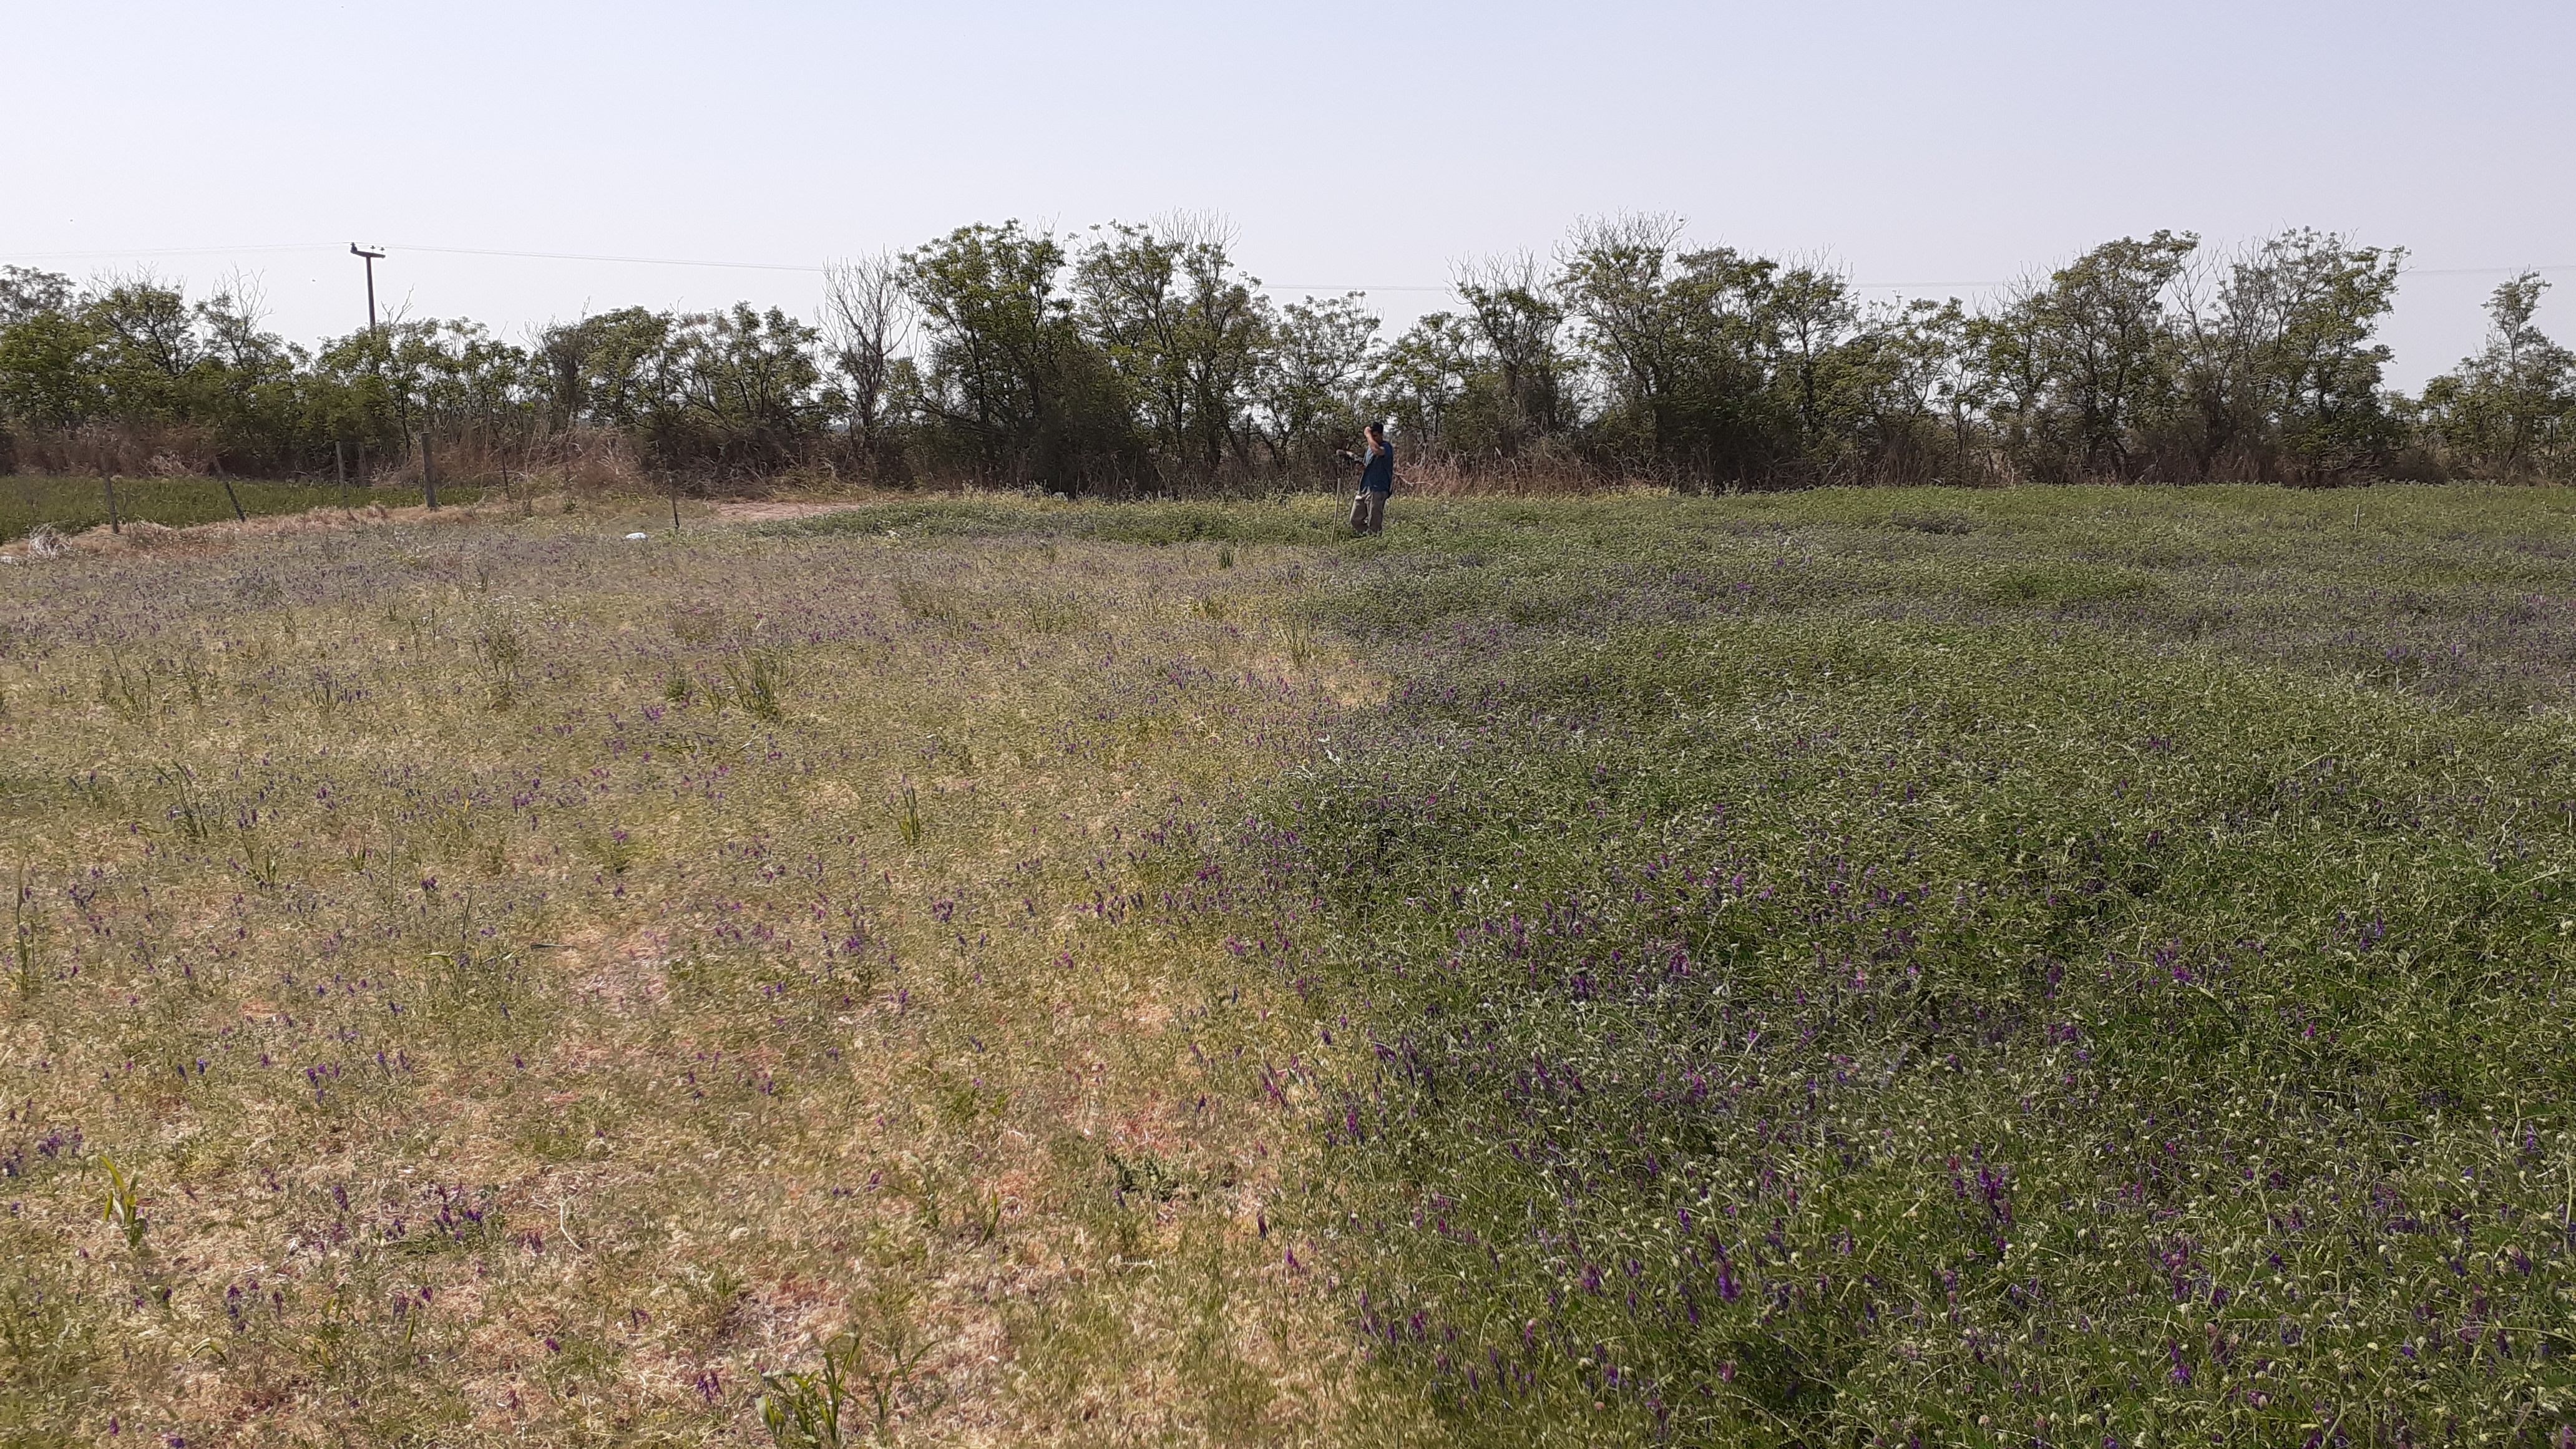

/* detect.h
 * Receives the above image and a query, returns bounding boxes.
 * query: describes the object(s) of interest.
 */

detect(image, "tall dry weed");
[15,421,223,478]
[1393,452,1652,497]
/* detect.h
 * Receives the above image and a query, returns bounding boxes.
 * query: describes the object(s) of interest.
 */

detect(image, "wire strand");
[4,243,2570,293]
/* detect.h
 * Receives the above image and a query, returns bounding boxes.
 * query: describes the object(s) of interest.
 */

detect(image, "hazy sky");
[6,0,2570,388]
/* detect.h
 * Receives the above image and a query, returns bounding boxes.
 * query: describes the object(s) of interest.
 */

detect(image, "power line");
[384,250,1463,291]
[0,242,335,261]
[4,243,2570,293]
[387,242,826,273]
[0,241,827,271]
[0,242,1470,293]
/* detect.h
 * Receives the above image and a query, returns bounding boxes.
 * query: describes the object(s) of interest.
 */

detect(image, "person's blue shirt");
[1360,439,1395,494]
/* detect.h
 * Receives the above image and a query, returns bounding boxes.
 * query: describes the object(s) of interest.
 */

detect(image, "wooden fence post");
[422,436,439,511]
[103,472,120,535]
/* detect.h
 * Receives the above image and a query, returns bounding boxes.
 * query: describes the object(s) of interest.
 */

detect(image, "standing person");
[1347,421,1397,534]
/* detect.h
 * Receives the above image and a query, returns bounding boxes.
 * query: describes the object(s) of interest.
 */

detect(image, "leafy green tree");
[2049,231,2197,475]
[306,328,410,455]
[79,273,203,421]
[1559,217,1859,484]
[324,320,524,439]
[304,317,540,477]
[1255,293,1379,472]
[0,266,90,465]
[1559,213,1691,467]
[1075,218,1271,483]
[668,306,819,429]
[650,306,826,477]
[535,307,678,431]
[2169,230,2405,478]
[192,278,311,462]
[1452,255,1571,459]
[1964,296,2049,476]
[1627,242,1795,482]
[1763,263,1858,459]
[1373,313,1476,455]
[1976,232,2197,480]
[0,269,324,472]
[0,309,102,428]
[1831,297,1975,483]
[0,266,74,328]
[903,222,1138,490]
[2417,272,2576,479]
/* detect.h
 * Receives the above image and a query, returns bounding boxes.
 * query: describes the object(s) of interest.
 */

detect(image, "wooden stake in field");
[102,471,120,535]
[335,441,349,512]
[221,477,247,523]
[422,435,439,511]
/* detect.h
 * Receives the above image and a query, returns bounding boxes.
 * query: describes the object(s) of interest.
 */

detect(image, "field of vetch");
[7,483,2576,1447]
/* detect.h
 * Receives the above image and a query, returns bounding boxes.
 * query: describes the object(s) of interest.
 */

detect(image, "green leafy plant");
[964,1188,1003,1246]
[758,1320,947,1447]
[98,1155,145,1251]
[472,606,527,710]
[162,763,211,842]
[99,653,155,721]
[725,650,789,722]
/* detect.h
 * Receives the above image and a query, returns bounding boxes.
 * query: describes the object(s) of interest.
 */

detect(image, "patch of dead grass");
[0,509,1423,1447]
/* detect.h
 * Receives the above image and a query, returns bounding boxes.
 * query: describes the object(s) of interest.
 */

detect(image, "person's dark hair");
[1365,421,1385,438]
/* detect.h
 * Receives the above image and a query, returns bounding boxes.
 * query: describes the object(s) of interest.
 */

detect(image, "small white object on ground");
[624,532,650,540]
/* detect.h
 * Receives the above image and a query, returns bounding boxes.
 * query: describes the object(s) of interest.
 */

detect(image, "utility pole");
[349,245,385,333]
[350,245,405,512]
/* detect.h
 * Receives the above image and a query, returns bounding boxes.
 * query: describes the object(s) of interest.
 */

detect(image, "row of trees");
[2,217,2570,490]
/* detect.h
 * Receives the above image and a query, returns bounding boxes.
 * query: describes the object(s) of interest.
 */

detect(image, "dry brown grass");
[7,420,230,479]
[0,492,779,566]
[1381,455,1661,499]
[0,500,1426,1446]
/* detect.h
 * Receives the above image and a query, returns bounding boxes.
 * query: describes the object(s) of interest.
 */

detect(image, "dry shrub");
[379,433,519,490]
[764,459,857,496]
[13,421,222,477]
[499,427,650,496]
[22,522,67,558]
[348,428,649,497]
[562,431,648,493]
[1398,453,1650,497]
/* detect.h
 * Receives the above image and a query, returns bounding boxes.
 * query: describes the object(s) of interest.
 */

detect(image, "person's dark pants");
[1351,490,1387,534]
